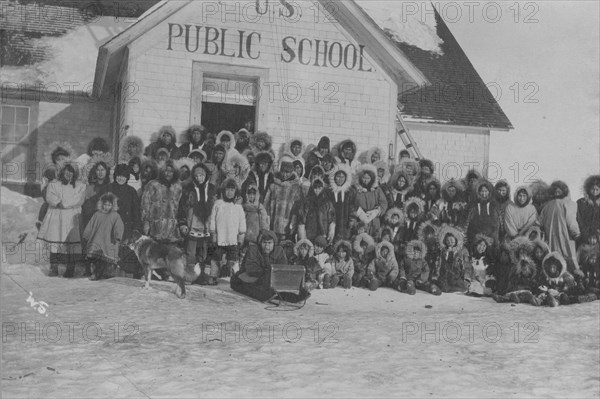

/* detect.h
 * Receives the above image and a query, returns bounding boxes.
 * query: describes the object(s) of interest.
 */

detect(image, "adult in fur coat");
[296,177,336,242]
[466,179,500,249]
[436,178,468,228]
[249,131,275,159]
[334,139,361,174]
[504,185,538,240]
[243,151,275,204]
[576,175,600,244]
[144,126,180,160]
[354,164,388,237]
[539,181,583,276]
[178,125,207,158]
[494,179,512,241]
[383,170,414,210]
[264,155,305,240]
[281,138,305,163]
[141,160,183,243]
[304,136,330,178]
[328,163,357,241]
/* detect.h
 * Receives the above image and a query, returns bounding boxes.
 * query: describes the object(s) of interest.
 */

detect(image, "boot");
[330,275,340,288]
[493,294,510,303]
[83,261,92,277]
[406,281,416,295]
[368,279,379,291]
[90,262,105,281]
[429,283,442,296]
[558,292,570,305]
[207,277,218,286]
[323,274,332,289]
[63,263,75,278]
[545,294,559,307]
[48,263,59,277]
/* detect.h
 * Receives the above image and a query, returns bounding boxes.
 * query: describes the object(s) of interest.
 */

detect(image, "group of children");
[35,125,600,307]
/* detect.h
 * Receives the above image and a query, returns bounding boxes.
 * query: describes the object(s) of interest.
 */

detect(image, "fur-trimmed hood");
[334,240,353,258]
[119,135,144,163]
[375,241,396,261]
[513,185,532,207]
[438,224,464,250]
[582,174,600,205]
[335,139,357,162]
[180,124,205,145]
[141,157,158,180]
[550,180,570,199]
[441,178,466,202]
[512,255,537,281]
[524,225,543,241]
[418,221,440,247]
[384,207,405,226]
[219,177,241,200]
[542,252,568,283]
[373,160,390,184]
[96,192,119,212]
[257,230,278,245]
[474,179,494,203]
[293,239,314,258]
[419,159,435,174]
[405,240,427,259]
[397,159,421,178]
[494,179,511,204]
[250,131,273,152]
[389,170,413,193]
[308,165,326,182]
[157,160,180,186]
[44,141,76,167]
[472,233,494,255]
[529,179,551,206]
[254,151,274,172]
[330,163,353,195]
[355,164,379,192]
[216,130,236,149]
[508,236,535,265]
[365,146,385,164]
[532,238,550,259]
[174,158,196,173]
[463,169,482,185]
[404,197,426,217]
[226,152,251,183]
[353,232,376,256]
[83,153,115,183]
[424,177,441,197]
[150,126,177,146]
[243,181,260,206]
[282,138,305,160]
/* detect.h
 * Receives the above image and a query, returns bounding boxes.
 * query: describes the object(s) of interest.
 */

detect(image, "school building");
[1,0,512,195]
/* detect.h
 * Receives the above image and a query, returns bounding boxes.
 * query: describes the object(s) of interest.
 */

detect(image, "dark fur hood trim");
[258,230,278,245]
[355,164,378,192]
[293,239,314,258]
[96,192,119,212]
[550,180,569,199]
[119,135,144,163]
[583,174,600,204]
[250,131,273,152]
[494,179,511,203]
[405,240,427,259]
[474,179,495,202]
[353,232,376,255]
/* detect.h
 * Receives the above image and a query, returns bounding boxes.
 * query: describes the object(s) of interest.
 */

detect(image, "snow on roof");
[355,0,444,55]
[0,17,131,92]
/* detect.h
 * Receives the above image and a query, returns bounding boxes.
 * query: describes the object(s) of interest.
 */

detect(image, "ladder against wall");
[395,105,423,161]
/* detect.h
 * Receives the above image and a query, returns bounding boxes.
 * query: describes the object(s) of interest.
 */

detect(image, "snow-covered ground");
[1,261,599,398]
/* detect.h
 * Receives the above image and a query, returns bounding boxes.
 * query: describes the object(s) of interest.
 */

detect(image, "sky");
[445,0,599,196]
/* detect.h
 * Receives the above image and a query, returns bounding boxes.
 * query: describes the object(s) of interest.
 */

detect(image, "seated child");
[418,221,440,276]
[578,234,600,293]
[323,240,354,289]
[466,234,497,297]
[313,235,331,288]
[401,198,425,244]
[535,252,577,307]
[435,225,471,293]
[292,239,322,292]
[83,192,124,280]
[493,238,540,305]
[383,207,404,258]
[398,240,442,295]
[364,241,398,291]
[352,232,376,287]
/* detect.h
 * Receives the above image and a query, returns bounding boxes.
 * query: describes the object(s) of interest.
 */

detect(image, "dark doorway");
[201,102,255,134]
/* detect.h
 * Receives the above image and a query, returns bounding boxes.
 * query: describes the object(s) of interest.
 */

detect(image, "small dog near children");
[128,231,201,298]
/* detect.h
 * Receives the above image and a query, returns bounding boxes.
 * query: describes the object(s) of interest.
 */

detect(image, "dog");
[128,231,201,298]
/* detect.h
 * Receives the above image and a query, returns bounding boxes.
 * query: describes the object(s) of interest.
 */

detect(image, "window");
[201,75,257,133]
[1,105,30,143]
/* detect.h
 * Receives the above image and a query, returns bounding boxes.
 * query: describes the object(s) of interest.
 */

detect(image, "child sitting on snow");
[292,239,322,292]
[535,252,577,307]
[312,235,331,288]
[363,241,398,291]
[398,240,442,295]
[352,232,376,287]
[323,241,354,289]
[435,225,471,293]
[466,234,497,297]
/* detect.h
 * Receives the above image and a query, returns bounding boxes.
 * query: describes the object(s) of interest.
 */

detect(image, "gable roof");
[389,8,513,130]
[92,0,430,97]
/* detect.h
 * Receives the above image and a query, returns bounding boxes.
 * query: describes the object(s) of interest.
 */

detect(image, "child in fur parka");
[352,232,376,286]
[335,139,361,174]
[400,197,425,244]
[178,163,217,269]
[534,252,577,306]
[323,240,354,289]
[291,239,323,292]
[82,192,124,280]
[435,225,472,293]
[466,234,497,297]
[328,163,357,241]
[398,240,442,295]
[364,241,398,291]
[355,164,388,237]
[209,178,246,285]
